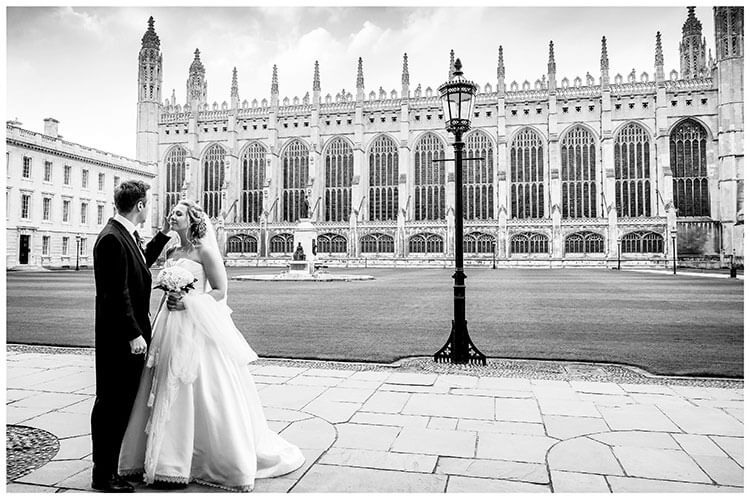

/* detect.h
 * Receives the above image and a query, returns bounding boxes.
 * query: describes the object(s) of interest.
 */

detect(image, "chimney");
[43,118,59,138]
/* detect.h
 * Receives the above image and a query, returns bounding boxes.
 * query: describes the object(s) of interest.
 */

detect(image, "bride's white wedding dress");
[119,258,304,491]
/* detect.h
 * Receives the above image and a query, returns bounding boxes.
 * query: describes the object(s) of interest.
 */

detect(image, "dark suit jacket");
[93,219,170,390]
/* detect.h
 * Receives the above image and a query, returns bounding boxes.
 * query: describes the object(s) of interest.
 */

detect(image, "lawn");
[6,267,744,378]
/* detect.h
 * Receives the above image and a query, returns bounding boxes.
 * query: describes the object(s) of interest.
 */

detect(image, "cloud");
[55,7,106,37]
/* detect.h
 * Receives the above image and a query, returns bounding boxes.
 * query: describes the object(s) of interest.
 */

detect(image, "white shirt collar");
[113,213,139,236]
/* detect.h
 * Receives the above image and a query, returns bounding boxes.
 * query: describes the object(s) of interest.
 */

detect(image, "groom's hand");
[129,335,147,355]
[161,216,171,235]
[166,292,185,311]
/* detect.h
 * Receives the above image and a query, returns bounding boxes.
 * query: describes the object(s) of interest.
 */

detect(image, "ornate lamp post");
[670,228,677,275]
[617,237,622,271]
[434,59,486,366]
[75,233,82,271]
[491,240,497,270]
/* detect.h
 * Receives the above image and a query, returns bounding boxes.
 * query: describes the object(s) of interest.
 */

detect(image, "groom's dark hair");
[115,180,150,214]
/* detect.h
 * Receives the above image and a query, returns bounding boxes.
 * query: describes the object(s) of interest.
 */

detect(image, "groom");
[91,180,171,492]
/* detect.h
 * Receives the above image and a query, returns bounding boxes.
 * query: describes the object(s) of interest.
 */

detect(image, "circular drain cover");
[7,425,60,481]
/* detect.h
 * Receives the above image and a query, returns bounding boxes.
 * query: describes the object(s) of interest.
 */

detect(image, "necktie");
[133,230,145,254]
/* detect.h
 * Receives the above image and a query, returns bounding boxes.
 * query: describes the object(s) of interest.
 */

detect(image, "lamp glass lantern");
[438,59,478,135]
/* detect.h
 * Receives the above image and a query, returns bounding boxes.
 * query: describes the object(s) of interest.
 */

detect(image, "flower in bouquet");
[154,266,197,294]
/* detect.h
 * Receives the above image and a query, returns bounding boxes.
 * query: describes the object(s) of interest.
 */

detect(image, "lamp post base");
[434,320,487,365]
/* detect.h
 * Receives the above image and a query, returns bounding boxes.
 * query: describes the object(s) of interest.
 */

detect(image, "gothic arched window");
[670,119,709,217]
[564,231,604,254]
[202,144,226,218]
[164,146,187,216]
[269,233,294,254]
[464,232,495,254]
[360,232,394,253]
[317,233,347,254]
[622,230,664,253]
[408,233,444,254]
[324,138,353,222]
[281,140,310,222]
[510,128,544,219]
[560,126,597,218]
[368,136,399,221]
[227,234,257,254]
[510,232,549,254]
[463,131,494,220]
[615,123,651,217]
[240,142,266,223]
[414,133,445,221]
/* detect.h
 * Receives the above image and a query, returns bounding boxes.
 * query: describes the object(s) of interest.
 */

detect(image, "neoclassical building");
[137,7,743,265]
[6,119,156,268]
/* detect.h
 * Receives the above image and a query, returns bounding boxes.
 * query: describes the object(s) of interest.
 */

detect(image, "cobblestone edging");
[8,344,742,388]
[7,425,60,481]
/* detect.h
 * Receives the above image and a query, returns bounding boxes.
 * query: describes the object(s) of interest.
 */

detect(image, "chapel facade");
[137,7,744,265]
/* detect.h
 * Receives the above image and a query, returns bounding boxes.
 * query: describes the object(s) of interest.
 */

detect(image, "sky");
[6,5,716,160]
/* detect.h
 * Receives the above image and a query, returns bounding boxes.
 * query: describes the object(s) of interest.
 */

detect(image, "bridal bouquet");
[154,266,197,294]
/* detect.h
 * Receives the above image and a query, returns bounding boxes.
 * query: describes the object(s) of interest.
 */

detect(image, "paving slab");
[291,464,447,493]
[476,432,558,463]
[57,397,95,415]
[495,398,542,423]
[332,423,401,451]
[349,411,429,428]
[620,383,679,395]
[279,417,336,450]
[711,436,744,466]
[302,398,360,423]
[21,411,91,439]
[252,365,308,377]
[391,427,476,458]
[427,417,458,430]
[335,379,383,390]
[550,470,610,493]
[385,372,438,386]
[14,459,92,487]
[612,446,711,483]
[349,370,390,381]
[286,376,344,387]
[457,419,546,436]
[570,381,626,395]
[52,435,92,461]
[599,404,681,432]
[263,407,312,422]
[607,475,741,493]
[317,386,376,403]
[6,482,60,492]
[538,397,601,417]
[302,368,355,378]
[10,391,90,411]
[543,415,610,439]
[673,433,729,457]
[7,405,54,425]
[659,405,745,436]
[401,393,495,419]
[547,437,624,475]
[578,393,636,407]
[452,387,534,398]
[320,448,437,473]
[691,455,745,487]
[257,384,327,410]
[437,456,549,484]
[475,376,532,391]
[359,391,411,413]
[590,430,681,450]
[433,374,479,388]
[630,393,696,407]
[445,475,551,493]
[381,383,450,394]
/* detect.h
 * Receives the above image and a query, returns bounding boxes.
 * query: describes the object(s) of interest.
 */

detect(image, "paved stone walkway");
[6,347,743,493]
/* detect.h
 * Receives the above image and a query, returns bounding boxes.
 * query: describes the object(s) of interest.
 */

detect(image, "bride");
[118,200,304,491]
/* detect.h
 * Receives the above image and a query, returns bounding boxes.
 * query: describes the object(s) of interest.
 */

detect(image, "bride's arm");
[198,243,227,302]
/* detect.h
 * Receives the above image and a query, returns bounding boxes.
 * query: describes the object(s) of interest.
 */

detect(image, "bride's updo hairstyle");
[176,200,207,246]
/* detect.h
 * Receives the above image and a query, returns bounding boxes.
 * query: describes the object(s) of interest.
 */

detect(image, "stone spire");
[497,45,505,95]
[313,60,321,91]
[356,57,364,89]
[547,40,556,91]
[141,16,160,50]
[312,60,321,106]
[401,53,409,98]
[680,6,707,78]
[271,64,279,95]
[230,67,239,109]
[714,6,744,61]
[448,49,455,79]
[186,48,207,108]
[655,31,665,82]
[600,36,610,88]
[356,57,364,101]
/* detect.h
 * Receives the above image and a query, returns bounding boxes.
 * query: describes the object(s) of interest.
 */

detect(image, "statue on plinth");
[293,242,306,261]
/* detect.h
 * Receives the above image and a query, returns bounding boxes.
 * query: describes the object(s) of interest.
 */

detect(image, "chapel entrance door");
[19,235,30,264]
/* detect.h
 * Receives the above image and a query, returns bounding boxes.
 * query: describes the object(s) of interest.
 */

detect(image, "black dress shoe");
[92,474,135,493]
